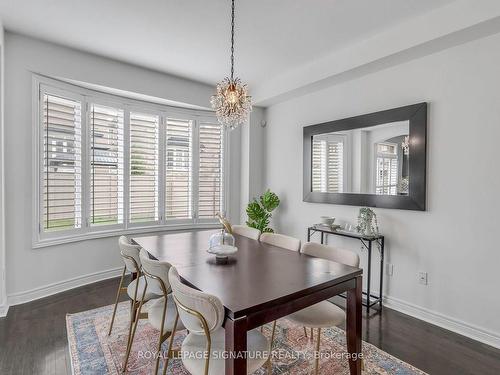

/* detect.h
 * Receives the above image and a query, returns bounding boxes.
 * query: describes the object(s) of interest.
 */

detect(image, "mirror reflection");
[311,121,410,195]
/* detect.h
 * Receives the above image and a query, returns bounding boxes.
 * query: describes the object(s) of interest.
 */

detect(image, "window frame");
[35,84,87,243]
[86,98,126,231]
[196,115,228,224]
[311,133,350,193]
[374,141,399,195]
[32,75,228,248]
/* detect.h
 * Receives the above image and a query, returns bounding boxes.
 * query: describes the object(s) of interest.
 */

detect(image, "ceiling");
[0,0,455,91]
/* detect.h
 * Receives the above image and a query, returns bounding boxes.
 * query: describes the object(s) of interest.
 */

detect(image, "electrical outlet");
[386,263,394,276]
[418,272,428,285]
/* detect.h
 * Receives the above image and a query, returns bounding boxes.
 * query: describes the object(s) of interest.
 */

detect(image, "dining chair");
[259,232,301,252]
[168,266,270,375]
[124,249,185,374]
[231,224,260,240]
[110,236,163,373]
[109,236,155,336]
[286,242,360,374]
[258,232,301,368]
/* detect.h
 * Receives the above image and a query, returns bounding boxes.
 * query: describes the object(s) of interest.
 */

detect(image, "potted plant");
[246,190,280,233]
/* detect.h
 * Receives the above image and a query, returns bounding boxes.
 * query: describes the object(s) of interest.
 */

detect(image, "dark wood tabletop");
[133,229,363,375]
[133,229,361,318]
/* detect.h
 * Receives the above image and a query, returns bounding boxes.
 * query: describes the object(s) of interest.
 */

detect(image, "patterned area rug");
[67,302,427,375]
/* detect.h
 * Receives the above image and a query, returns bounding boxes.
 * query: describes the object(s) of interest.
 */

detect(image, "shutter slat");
[311,138,343,193]
[165,118,192,220]
[90,104,124,226]
[42,94,82,231]
[198,122,223,219]
[129,112,159,223]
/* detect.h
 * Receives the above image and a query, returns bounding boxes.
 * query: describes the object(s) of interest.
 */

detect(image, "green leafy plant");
[246,190,280,233]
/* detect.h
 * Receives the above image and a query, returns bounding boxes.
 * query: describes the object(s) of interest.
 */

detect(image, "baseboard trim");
[6,266,123,309]
[384,295,500,349]
[0,304,9,318]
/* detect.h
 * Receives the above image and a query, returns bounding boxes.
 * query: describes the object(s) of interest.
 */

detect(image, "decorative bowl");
[320,216,336,225]
[207,244,238,259]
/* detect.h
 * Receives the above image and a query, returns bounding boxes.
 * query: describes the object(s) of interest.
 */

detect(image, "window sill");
[32,223,221,249]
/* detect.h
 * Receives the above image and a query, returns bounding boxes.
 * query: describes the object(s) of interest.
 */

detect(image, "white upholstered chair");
[259,232,301,252]
[257,232,301,369]
[287,242,360,374]
[168,266,270,375]
[124,249,185,374]
[231,224,260,240]
[109,236,164,371]
[109,237,160,338]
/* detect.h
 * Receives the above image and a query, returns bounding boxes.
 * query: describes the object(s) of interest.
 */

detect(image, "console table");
[307,226,384,311]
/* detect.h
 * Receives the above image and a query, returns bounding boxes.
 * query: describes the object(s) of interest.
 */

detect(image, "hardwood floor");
[0,278,499,375]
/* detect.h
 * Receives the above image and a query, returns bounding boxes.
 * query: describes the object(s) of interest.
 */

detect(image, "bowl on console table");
[320,216,336,226]
[314,223,341,231]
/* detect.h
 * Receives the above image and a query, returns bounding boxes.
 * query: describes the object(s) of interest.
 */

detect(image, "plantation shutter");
[327,141,343,193]
[311,139,343,193]
[89,104,124,225]
[198,122,224,219]
[376,143,398,195]
[376,157,398,195]
[311,139,325,192]
[165,118,192,219]
[42,94,82,231]
[129,112,159,223]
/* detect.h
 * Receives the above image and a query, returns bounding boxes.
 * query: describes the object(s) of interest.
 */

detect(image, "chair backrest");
[231,225,260,240]
[119,236,142,273]
[139,248,172,295]
[168,267,225,335]
[260,232,301,252]
[301,242,360,268]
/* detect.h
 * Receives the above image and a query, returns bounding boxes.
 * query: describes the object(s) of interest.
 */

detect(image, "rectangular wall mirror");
[303,103,427,210]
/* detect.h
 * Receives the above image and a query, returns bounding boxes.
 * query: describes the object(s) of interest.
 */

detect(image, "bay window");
[34,77,228,247]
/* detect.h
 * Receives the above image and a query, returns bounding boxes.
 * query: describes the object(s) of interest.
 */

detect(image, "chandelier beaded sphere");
[211,0,252,130]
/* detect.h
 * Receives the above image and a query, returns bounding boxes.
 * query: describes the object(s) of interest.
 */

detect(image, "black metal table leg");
[379,237,385,309]
[307,228,311,242]
[366,241,372,312]
[320,232,324,244]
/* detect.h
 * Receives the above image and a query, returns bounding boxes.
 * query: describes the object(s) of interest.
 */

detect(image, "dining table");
[133,229,363,375]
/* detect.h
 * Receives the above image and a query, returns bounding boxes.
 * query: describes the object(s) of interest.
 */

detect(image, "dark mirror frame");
[303,103,427,211]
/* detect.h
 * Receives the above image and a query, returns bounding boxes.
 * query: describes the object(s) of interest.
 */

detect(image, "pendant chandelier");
[211,0,252,130]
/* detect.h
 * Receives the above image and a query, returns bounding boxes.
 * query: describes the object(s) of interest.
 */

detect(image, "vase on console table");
[356,207,379,237]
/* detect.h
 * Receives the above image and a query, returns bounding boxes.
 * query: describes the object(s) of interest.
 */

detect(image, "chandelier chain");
[231,0,235,81]
[211,0,251,129]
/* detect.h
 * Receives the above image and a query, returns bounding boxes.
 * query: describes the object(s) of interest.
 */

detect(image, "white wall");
[0,22,6,316]
[3,32,241,304]
[239,106,266,223]
[265,32,500,347]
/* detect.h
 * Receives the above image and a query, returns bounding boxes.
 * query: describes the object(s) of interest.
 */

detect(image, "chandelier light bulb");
[227,86,238,104]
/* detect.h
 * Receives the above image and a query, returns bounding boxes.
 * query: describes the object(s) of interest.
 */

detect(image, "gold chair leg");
[314,328,321,375]
[163,310,179,375]
[108,267,126,336]
[123,273,143,372]
[155,296,169,375]
[123,289,147,372]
